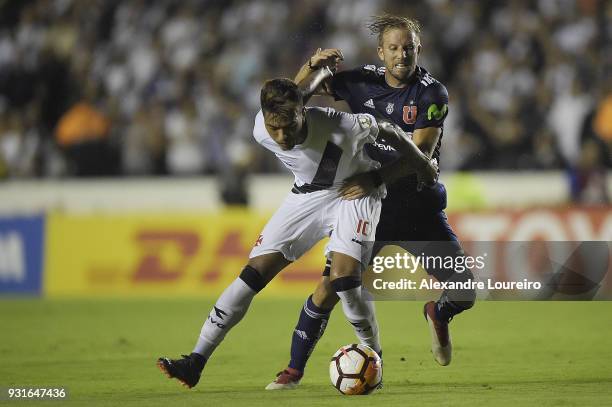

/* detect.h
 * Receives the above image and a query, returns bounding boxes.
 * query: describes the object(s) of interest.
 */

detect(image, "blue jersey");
[329,65,449,210]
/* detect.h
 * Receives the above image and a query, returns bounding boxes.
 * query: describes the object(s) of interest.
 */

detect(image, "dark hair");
[260,78,302,118]
[367,14,421,46]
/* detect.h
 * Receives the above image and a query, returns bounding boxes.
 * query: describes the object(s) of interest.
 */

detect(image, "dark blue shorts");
[322,183,461,279]
[376,206,457,242]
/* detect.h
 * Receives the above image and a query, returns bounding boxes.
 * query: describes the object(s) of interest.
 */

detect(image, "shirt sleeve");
[328,67,365,101]
[252,110,278,151]
[414,81,449,129]
[328,71,351,101]
[333,110,379,146]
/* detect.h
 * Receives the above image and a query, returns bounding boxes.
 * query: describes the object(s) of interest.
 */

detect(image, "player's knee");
[329,265,358,281]
[453,269,476,310]
[464,297,476,310]
[245,253,289,291]
[239,265,268,293]
[455,295,475,311]
[329,252,360,281]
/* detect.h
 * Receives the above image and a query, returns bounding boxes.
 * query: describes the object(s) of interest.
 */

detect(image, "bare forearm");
[294,48,343,104]
[294,62,318,105]
[339,121,438,199]
[377,121,430,173]
[294,61,313,85]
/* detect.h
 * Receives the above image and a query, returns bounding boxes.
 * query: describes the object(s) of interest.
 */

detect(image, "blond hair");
[367,14,421,45]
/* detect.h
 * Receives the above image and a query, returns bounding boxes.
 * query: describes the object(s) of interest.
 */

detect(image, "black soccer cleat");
[157,353,206,389]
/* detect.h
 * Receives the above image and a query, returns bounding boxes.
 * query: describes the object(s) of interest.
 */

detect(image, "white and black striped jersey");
[253,107,382,192]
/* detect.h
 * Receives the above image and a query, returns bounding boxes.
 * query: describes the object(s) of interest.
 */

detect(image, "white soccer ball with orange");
[329,344,382,395]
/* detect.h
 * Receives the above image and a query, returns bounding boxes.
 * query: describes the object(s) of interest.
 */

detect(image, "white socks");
[192,274,381,360]
[336,286,381,354]
[193,278,257,358]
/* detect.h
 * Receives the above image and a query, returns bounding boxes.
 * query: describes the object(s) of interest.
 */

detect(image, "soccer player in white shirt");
[157,69,437,389]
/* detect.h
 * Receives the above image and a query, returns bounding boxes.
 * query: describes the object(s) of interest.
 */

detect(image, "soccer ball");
[329,344,382,395]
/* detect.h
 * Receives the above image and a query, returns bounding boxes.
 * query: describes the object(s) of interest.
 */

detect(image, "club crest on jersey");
[254,234,263,247]
[358,115,372,129]
[386,102,394,114]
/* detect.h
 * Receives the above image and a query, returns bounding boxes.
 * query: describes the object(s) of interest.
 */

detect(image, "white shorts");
[250,189,381,267]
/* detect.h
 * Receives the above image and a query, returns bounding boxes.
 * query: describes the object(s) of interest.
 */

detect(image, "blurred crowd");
[0,0,610,202]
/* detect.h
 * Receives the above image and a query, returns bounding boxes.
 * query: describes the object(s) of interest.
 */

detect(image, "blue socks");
[288,295,332,372]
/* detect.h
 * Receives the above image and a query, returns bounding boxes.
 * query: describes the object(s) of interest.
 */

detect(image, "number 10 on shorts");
[356,220,370,236]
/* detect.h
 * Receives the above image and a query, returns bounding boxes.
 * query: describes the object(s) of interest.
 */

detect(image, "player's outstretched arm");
[411,127,441,159]
[294,48,344,104]
[377,126,441,185]
[376,120,438,184]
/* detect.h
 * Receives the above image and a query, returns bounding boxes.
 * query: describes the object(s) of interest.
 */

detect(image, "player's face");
[377,28,421,87]
[264,106,306,150]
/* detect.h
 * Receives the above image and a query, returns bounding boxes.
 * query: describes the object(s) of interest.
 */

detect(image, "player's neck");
[384,70,415,89]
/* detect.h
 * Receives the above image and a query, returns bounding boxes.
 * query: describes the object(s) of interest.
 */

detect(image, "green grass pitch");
[1,299,611,406]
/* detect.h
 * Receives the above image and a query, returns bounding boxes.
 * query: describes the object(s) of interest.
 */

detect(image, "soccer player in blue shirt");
[267,14,476,390]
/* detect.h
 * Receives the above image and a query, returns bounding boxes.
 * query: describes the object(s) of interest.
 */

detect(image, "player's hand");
[416,158,439,191]
[310,48,344,73]
[339,172,376,200]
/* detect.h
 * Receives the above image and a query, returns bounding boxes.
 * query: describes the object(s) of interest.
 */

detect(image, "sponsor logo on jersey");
[372,140,396,151]
[363,99,375,109]
[403,105,417,124]
[386,102,394,114]
[427,103,448,120]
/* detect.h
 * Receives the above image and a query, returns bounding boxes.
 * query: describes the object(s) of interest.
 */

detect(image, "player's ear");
[417,43,422,55]
[377,46,384,62]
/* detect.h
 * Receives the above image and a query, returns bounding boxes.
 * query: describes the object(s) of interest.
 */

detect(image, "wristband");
[369,171,384,187]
